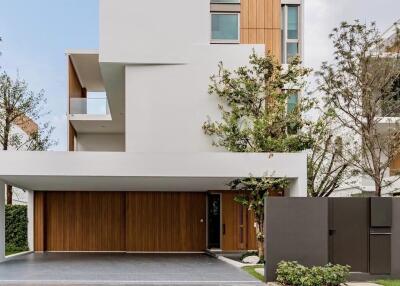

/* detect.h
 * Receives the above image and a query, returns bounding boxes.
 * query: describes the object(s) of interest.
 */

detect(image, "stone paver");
[0,253,264,286]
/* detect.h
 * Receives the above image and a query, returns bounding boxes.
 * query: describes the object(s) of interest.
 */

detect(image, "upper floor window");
[281,4,301,64]
[287,93,299,113]
[211,13,240,43]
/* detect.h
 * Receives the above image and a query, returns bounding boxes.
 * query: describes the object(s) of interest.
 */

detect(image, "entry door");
[208,194,221,249]
[329,198,369,272]
[221,192,256,251]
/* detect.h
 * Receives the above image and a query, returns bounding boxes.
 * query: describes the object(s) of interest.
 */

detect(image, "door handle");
[223,224,226,235]
[329,230,335,236]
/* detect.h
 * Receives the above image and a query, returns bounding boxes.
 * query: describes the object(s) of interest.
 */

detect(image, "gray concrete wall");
[265,198,329,281]
[392,198,400,277]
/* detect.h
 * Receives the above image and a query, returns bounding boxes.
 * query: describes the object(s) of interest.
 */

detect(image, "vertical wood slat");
[240,0,249,29]
[126,192,206,252]
[43,192,125,251]
[248,0,257,28]
[221,191,257,251]
[256,0,265,29]
[264,0,273,29]
[34,191,46,252]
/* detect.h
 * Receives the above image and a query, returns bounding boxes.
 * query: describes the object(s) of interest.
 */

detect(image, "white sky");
[304,0,400,71]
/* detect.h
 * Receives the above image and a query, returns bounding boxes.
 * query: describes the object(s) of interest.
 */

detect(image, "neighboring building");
[2,115,38,205]
[333,20,400,197]
[0,0,305,258]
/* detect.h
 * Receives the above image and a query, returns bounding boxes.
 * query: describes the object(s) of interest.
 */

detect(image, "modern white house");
[0,0,306,260]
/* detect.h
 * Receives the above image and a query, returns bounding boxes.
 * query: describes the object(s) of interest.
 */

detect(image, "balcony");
[70,98,110,115]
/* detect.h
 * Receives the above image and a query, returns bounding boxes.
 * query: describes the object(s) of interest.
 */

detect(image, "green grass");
[242,265,265,282]
[376,280,400,286]
[5,245,29,256]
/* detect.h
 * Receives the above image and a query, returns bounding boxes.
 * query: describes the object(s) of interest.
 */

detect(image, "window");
[287,6,298,39]
[281,4,301,64]
[211,13,240,43]
[211,0,240,3]
[287,93,298,113]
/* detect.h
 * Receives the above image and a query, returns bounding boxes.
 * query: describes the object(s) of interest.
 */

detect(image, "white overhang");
[0,151,307,196]
[67,50,105,92]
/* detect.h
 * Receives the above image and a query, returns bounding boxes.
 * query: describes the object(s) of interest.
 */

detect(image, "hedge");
[5,205,28,253]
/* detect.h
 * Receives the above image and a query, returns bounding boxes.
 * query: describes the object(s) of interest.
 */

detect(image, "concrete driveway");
[0,253,263,285]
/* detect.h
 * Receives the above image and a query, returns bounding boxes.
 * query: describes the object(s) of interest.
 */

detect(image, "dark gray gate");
[265,197,400,282]
[329,198,369,272]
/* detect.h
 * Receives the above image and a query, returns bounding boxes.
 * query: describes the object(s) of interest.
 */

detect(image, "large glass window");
[281,4,301,64]
[211,13,239,42]
[287,6,298,39]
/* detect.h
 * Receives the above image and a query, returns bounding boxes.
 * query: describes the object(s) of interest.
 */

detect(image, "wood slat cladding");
[34,191,46,252]
[67,58,85,151]
[240,0,281,59]
[43,192,125,251]
[34,191,207,252]
[126,192,206,252]
[221,191,257,251]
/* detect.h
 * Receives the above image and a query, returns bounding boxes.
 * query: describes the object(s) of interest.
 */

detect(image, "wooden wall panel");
[390,154,400,176]
[34,191,46,252]
[241,0,281,60]
[67,58,86,151]
[221,191,257,251]
[126,192,206,252]
[44,192,125,251]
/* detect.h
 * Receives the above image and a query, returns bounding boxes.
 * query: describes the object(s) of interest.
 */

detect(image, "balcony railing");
[380,100,400,117]
[70,98,110,115]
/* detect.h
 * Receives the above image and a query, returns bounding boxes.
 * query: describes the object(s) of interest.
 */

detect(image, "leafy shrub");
[5,205,28,253]
[276,261,350,286]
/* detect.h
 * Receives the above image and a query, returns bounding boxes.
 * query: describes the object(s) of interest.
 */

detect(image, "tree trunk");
[6,185,13,205]
[3,122,12,204]
[255,220,264,259]
[375,183,381,197]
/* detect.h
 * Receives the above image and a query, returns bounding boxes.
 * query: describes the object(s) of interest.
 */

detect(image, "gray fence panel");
[265,198,329,282]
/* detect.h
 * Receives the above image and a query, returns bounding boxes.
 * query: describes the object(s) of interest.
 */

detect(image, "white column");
[27,191,34,251]
[0,181,5,262]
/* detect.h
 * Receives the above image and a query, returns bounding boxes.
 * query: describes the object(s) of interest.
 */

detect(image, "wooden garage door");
[34,191,206,252]
[42,192,126,251]
[126,192,206,251]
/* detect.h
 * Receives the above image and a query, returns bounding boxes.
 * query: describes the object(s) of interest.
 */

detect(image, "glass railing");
[70,98,110,115]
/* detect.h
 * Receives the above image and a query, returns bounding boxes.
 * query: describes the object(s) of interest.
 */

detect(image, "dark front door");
[329,198,369,272]
[208,193,221,249]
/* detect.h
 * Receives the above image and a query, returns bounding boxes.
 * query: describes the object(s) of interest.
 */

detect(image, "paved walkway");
[0,253,263,285]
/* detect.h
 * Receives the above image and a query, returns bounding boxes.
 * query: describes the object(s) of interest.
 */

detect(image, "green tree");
[203,52,312,257]
[317,21,400,196]
[0,71,56,204]
[306,114,354,197]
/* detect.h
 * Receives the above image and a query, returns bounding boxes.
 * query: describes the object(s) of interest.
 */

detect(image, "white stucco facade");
[0,0,308,196]
[0,0,310,260]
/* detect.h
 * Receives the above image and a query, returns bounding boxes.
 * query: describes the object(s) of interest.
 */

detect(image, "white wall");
[125,45,264,153]
[76,133,125,152]
[99,0,210,64]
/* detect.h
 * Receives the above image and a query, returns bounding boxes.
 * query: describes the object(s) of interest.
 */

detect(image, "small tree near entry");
[0,72,56,204]
[203,52,312,258]
[317,21,400,197]
[230,177,288,258]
